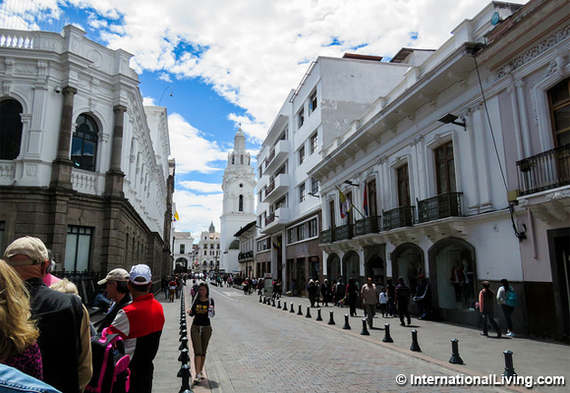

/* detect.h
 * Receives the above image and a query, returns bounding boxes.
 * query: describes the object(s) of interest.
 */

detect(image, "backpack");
[86,327,130,393]
[505,288,518,307]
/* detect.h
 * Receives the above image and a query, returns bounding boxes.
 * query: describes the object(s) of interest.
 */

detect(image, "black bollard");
[306,306,312,318]
[382,323,394,343]
[502,350,516,377]
[267,297,272,305]
[179,329,187,338]
[272,298,276,307]
[328,310,335,325]
[178,348,190,364]
[316,308,323,321]
[283,301,288,311]
[259,295,262,303]
[262,296,266,304]
[290,302,295,313]
[449,338,464,364]
[297,304,303,315]
[178,339,188,351]
[278,300,281,309]
[177,364,191,392]
[360,319,370,335]
[342,314,351,330]
[410,329,421,352]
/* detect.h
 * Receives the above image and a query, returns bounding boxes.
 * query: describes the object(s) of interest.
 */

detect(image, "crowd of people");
[0,236,165,393]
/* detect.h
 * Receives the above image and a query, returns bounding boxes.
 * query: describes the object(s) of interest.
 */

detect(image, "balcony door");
[549,78,570,182]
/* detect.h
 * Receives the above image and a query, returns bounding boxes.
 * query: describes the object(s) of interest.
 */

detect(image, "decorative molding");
[496,25,570,78]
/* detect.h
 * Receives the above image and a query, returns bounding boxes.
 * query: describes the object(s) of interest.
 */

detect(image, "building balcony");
[333,224,353,241]
[263,173,289,204]
[383,206,415,231]
[238,251,254,261]
[417,192,463,223]
[321,229,333,244]
[354,216,381,236]
[264,140,289,174]
[261,206,290,233]
[516,144,570,196]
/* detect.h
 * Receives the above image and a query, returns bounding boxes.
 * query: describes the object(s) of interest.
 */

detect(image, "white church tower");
[219,127,256,274]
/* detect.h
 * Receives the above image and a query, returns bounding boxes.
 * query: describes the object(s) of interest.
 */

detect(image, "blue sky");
[1,0,528,237]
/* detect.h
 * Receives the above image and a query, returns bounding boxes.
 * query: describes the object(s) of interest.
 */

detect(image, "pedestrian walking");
[361,277,377,328]
[378,287,387,317]
[496,279,517,337]
[108,264,165,393]
[386,278,396,316]
[478,281,501,338]
[321,279,331,307]
[187,282,215,385]
[395,276,411,326]
[346,278,359,317]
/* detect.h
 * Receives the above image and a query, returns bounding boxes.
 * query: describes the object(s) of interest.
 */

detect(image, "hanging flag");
[173,211,180,222]
[363,183,368,217]
[336,186,351,219]
[272,239,280,250]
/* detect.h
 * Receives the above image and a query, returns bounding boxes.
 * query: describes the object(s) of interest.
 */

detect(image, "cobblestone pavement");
[153,284,569,393]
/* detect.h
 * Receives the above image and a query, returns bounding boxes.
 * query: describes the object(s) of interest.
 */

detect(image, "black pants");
[501,305,515,332]
[398,302,410,325]
[482,312,501,336]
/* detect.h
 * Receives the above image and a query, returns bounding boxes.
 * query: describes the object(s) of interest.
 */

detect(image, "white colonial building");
[256,54,411,292]
[309,0,569,339]
[194,222,220,273]
[173,231,194,273]
[0,25,174,298]
[219,128,256,274]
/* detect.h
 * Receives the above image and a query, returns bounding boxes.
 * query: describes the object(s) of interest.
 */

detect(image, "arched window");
[72,114,98,171]
[231,154,235,164]
[0,99,23,160]
[239,194,244,211]
[240,154,244,164]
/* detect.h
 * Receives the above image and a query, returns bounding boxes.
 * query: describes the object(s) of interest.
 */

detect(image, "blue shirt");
[0,364,61,393]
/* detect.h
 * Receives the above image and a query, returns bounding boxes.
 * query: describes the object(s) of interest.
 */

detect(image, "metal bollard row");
[177,286,193,393]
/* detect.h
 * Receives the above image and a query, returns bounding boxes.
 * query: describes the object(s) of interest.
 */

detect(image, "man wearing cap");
[96,268,132,333]
[108,264,165,393]
[3,236,92,393]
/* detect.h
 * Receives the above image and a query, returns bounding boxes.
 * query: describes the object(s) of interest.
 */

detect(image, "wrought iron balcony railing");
[354,216,381,236]
[334,224,353,241]
[417,192,462,223]
[321,229,333,244]
[382,206,415,231]
[516,143,570,196]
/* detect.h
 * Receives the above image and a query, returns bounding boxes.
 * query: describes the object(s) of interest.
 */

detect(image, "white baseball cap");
[129,264,152,285]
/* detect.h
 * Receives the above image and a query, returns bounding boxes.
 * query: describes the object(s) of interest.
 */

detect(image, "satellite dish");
[491,11,501,26]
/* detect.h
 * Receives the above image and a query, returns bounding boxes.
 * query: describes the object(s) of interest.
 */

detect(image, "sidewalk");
[153,286,569,393]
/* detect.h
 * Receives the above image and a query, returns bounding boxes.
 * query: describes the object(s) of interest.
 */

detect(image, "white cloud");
[167,113,228,174]
[179,181,222,194]
[51,0,523,130]
[173,189,222,233]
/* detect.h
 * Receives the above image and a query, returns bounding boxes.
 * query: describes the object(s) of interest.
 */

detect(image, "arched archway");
[327,253,341,282]
[391,243,424,295]
[365,254,385,285]
[428,237,476,314]
[342,250,360,283]
[0,99,23,160]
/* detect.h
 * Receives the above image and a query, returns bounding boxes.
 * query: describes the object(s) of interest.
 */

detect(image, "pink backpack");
[86,327,130,393]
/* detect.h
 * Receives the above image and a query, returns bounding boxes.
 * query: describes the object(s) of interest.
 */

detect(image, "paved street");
[153,284,569,393]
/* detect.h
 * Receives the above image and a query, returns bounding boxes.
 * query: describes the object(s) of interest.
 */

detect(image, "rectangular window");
[299,145,305,165]
[309,90,318,112]
[435,142,456,194]
[310,132,318,154]
[367,179,378,217]
[298,108,305,128]
[329,200,336,228]
[299,182,306,202]
[287,228,295,244]
[311,177,319,194]
[275,194,287,209]
[65,226,92,272]
[308,218,318,238]
[297,224,306,241]
[549,78,570,146]
[397,164,411,206]
[180,244,185,254]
